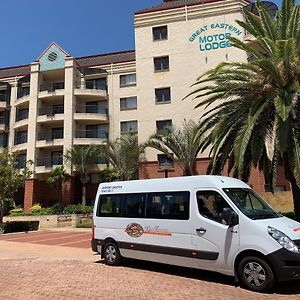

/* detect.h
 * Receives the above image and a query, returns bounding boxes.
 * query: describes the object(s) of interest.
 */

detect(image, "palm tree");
[188,0,300,219]
[64,145,102,205]
[145,120,203,176]
[106,132,145,180]
[47,166,70,204]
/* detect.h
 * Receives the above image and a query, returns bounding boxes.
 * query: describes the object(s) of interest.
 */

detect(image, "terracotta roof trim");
[75,49,135,60]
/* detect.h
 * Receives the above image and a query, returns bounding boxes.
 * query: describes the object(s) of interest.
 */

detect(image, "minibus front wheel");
[103,242,121,266]
[237,256,275,292]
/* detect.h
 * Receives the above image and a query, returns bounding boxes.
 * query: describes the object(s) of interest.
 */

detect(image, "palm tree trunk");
[287,171,300,221]
[82,184,86,206]
[0,199,4,223]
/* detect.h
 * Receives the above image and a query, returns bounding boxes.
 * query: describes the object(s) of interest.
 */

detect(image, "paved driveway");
[0,230,300,299]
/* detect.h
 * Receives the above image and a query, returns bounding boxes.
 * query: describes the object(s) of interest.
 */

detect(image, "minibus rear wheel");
[237,256,275,292]
[103,242,121,266]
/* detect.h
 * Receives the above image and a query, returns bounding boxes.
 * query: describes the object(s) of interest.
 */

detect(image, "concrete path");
[0,230,300,299]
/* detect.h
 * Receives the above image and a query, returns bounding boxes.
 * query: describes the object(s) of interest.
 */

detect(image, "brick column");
[62,177,75,206]
[24,179,38,213]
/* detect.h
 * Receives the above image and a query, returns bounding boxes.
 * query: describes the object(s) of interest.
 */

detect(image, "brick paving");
[0,231,300,299]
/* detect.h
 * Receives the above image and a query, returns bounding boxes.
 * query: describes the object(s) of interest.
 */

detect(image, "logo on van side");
[125,223,144,238]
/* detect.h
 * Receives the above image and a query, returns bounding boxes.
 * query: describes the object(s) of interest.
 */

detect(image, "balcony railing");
[75,130,108,139]
[14,135,28,145]
[0,116,5,124]
[36,156,63,167]
[38,131,64,141]
[17,87,30,99]
[76,105,107,115]
[40,82,65,92]
[0,93,8,102]
[16,110,29,122]
[39,106,64,116]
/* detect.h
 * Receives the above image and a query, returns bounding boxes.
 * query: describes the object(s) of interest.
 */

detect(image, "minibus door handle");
[196,228,206,234]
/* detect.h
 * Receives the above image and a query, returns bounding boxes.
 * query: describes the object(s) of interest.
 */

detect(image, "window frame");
[154,56,169,72]
[120,73,137,88]
[120,96,137,111]
[120,120,138,134]
[155,87,171,104]
[152,25,168,41]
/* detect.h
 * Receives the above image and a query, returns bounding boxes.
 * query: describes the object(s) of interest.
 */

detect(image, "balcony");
[37,106,64,123]
[39,82,65,99]
[74,130,108,145]
[17,87,30,99]
[0,95,7,109]
[14,135,28,146]
[74,82,107,99]
[74,104,108,122]
[35,156,63,173]
[36,131,64,147]
[16,110,29,122]
[0,116,6,131]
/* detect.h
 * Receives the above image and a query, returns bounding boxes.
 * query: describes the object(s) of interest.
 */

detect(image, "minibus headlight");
[268,226,299,254]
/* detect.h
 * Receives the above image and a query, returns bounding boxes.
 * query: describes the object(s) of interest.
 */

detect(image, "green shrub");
[64,204,93,214]
[30,204,42,213]
[281,211,295,220]
[0,221,39,234]
[3,198,14,215]
[10,207,24,216]
[32,207,54,215]
[51,203,64,214]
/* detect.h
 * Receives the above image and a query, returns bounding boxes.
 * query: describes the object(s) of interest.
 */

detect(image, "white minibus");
[92,175,300,292]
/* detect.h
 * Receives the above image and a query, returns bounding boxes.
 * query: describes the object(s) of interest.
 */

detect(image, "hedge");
[0,221,39,234]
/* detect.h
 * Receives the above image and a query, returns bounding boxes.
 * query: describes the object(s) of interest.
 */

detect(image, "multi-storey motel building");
[0,0,289,210]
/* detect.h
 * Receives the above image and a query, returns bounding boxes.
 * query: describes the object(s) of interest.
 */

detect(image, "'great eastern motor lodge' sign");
[189,23,242,51]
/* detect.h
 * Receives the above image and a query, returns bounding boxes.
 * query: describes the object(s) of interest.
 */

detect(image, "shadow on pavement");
[94,258,300,295]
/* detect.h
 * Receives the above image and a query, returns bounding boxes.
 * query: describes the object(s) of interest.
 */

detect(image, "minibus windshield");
[223,188,281,220]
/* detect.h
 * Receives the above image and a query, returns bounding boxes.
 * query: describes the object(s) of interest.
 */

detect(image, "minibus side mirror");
[221,208,239,227]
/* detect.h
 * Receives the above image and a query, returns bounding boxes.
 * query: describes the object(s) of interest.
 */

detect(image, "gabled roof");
[36,42,70,61]
[135,0,251,15]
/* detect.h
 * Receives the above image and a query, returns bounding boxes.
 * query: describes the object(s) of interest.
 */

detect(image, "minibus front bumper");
[267,247,300,282]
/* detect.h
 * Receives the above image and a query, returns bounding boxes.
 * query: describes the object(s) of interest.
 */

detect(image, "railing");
[14,135,28,145]
[16,157,27,169]
[17,87,30,99]
[0,116,5,124]
[40,82,65,92]
[75,130,108,139]
[39,106,64,116]
[76,105,107,115]
[36,156,63,167]
[16,110,29,122]
[0,93,7,102]
[38,131,64,141]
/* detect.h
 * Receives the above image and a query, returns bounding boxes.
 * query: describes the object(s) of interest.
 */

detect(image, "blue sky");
[0,0,284,68]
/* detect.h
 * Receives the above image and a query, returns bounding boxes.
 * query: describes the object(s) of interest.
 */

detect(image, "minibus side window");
[197,191,230,224]
[123,194,145,218]
[97,194,122,217]
[146,191,189,220]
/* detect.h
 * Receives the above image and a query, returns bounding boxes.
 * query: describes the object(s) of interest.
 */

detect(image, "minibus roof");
[99,175,249,193]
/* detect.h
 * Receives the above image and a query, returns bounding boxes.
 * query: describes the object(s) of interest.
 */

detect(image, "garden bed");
[0,221,39,234]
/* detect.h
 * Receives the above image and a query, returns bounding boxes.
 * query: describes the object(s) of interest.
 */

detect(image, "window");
[158,154,174,169]
[155,87,171,103]
[0,133,6,147]
[17,153,27,169]
[146,192,189,220]
[123,194,145,218]
[86,124,108,139]
[51,151,63,165]
[51,128,63,139]
[86,78,107,90]
[156,120,172,133]
[120,96,137,110]
[97,194,123,217]
[121,120,138,134]
[197,191,231,224]
[97,191,189,219]
[154,56,169,72]
[120,74,136,87]
[153,25,168,41]
[14,131,27,145]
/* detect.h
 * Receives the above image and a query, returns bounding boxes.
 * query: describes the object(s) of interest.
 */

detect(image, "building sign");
[189,23,242,52]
